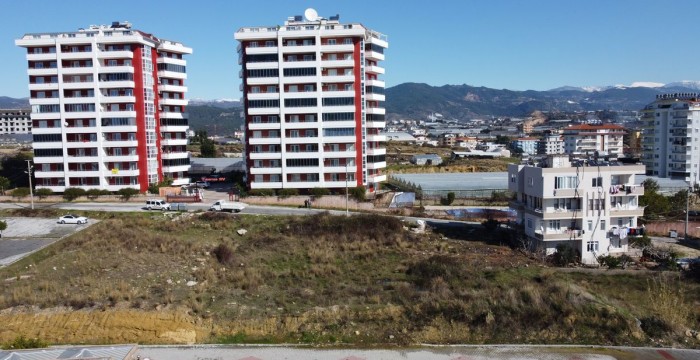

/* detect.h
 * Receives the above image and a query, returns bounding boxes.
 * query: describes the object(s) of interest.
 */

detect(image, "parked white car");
[58,214,88,224]
[145,199,171,211]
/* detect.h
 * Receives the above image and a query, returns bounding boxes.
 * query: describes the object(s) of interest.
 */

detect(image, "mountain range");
[2,81,699,126]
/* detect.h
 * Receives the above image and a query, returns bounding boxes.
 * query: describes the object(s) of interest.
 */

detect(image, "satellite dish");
[304,8,318,21]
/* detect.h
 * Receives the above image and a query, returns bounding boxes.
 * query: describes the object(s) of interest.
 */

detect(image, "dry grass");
[0,210,698,347]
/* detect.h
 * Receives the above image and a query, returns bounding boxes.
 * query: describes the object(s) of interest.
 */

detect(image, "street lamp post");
[25,160,34,210]
[345,162,349,216]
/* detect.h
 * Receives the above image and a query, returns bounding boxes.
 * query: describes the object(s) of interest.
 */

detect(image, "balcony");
[365,65,385,75]
[366,120,386,129]
[103,154,139,162]
[246,77,280,85]
[248,121,281,130]
[157,70,187,80]
[160,98,188,106]
[160,111,188,119]
[366,107,386,115]
[58,51,93,60]
[65,140,99,148]
[321,74,354,83]
[250,181,283,189]
[320,44,354,53]
[161,138,188,146]
[365,50,385,61]
[324,165,357,173]
[365,93,385,102]
[249,167,283,175]
[97,50,133,59]
[162,164,190,173]
[32,141,63,149]
[248,137,281,145]
[368,174,387,183]
[610,205,645,217]
[248,152,282,160]
[156,57,186,66]
[366,133,386,142]
[284,151,319,159]
[322,150,356,158]
[98,65,134,74]
[34,171,65,178]
[26,53,58,61]
[103,139,138,147]
[98,80,135,89]
[245,46,279,55]
[320,59,354,68]
[366,147,386,156]
[27,68,58,76]
[159,84,188,93]
[533,229,584,241]
[367,161,386,170]
[366,79,385,87]
[160,124,188,133]
[161,152,189,160]
[246,61,280,70]
[247,92,280,101]
[28,83,59,91]
[107,169,140,177]
[101,110,137,118]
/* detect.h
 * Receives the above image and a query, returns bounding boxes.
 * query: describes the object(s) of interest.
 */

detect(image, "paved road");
[138,345,700,360]
[0,217,90,267]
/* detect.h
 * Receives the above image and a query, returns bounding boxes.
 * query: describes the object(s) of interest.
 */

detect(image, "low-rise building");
[508,155,645,265]
[410,154,442,166]
[537,134,565,155]
[0,109,31,134]
[512,137,539,155]
[563,124,625,157]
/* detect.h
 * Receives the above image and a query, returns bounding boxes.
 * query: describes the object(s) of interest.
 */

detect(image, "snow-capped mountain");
[550,81,698,93]
[189,98,241,108]
[664,80,700,91]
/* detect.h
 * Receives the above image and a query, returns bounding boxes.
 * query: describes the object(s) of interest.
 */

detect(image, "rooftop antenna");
[304,8,319,21]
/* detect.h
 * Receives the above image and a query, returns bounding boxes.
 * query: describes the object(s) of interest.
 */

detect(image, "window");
[251,86,261,93]
[586,241,599,252]
[322,97,354,106]
[600,220,606,231]
[592,177,603,187]
[323,112,354,121]
[304,84,314,92]
[248,100,279,108]
[246,69,279,78]
[266,85,277,93]
[289,145,300,152]
[528,177,534,187]
[587,220,593,231]
[555,176,579,189]
[327,39,337,45]
[288,85,298,92]
[286,158,320,167]
[343,38,352,44]
[527,219,532,229]
[252,116,262,123]
[548,220,561,231]
[283,67,316,77]
[323,128,354,137]
[284,98,317,107]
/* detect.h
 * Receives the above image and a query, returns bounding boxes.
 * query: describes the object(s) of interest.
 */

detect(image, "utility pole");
[25,160,34,210]
[685,185,690,242]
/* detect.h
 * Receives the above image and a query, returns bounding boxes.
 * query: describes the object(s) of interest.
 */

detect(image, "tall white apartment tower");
[235,10,388,192]
[509,155,645,265]
[640,93,700,185]
[16,22,192,192]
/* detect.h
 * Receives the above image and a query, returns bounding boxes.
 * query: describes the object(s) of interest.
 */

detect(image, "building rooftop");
[565,123,625,131]
[0,345,137,360]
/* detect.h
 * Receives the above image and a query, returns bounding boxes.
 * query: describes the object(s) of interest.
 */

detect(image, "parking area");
[0,217,93,267]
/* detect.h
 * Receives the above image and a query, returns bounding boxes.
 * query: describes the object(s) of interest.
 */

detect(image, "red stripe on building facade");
[353,38,363,187]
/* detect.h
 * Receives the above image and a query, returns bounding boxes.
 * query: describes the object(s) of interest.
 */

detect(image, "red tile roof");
[565,124,626,131]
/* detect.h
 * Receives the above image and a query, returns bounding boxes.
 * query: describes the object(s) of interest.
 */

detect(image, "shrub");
[277,188,299,198]
[684,261,700,282]
[0,220,7,234]
[349,186,366,201]
[630,234,651,249]
[212,243,235,266]
[2,335,48,350]
[11,187,30,199]
[310,187,330,198]
[35,188,53,199]
[117,188,139,201]
[551,243,577,266]
[86,188,103,200]
[482,218,499,231]
[63,187,86,202]
[248,189,274,196]
[441,192,455,205]
[598,255,621,269]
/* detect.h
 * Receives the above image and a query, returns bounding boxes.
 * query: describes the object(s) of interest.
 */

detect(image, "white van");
[145,199,171,211]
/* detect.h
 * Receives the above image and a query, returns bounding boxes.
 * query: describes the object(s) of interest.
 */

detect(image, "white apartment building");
[508,155,645,265]
[0,109,32,134]
[563,124,625,157]
[235,10,388,192]
[537,134,564,155]
[640,93,700,184]
[15,22,192,192]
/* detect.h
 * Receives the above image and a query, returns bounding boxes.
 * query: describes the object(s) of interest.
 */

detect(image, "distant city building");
[235,10,388,192]
[537,134,564,155]
[509,155,645,265]
[562,123,625,157]
[512,137,539,155]
[0,109,31,134]
[15,22,192,192]
[640,93,700,184]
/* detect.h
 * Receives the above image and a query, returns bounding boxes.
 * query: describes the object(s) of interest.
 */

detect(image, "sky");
[3,0,700,100]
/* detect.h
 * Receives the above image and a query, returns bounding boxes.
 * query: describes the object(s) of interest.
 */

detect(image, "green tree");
[0,220,7,237]
[86,188,103,200]
[349,185,366,201]
[35,188,53,199]
[117,188,139,201]
[551,243,577,266]
[2,335,48,350]
[0,176,10,195]
[639,179,670,220]
[200,138,216,157]
[310,187,330,198]
[63,188,86,202]
[11,187,30,200]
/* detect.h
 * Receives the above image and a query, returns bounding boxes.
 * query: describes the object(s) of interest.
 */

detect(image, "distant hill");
[385,82,699,120]
[0,96,29,108]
